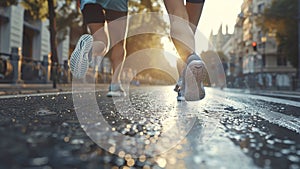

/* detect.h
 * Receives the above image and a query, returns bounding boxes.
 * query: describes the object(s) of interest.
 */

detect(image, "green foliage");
[56,1,81,43]
[20,0,81,43]
[127,0,168,54]
[21,0,49,20]
[20,0,77,62]
[129,0,161,13]
[0,0,18,7]
[257,0,298,67]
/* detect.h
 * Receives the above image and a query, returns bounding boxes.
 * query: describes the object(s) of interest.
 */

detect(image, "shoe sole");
[107,91,126,97]
[177,96,185,101]
[70,34,93,79]
[184,60,206,101]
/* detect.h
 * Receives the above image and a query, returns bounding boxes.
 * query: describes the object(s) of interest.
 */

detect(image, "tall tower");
[216,24,223,51]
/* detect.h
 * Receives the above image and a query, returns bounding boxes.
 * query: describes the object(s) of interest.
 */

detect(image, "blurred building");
[208,25,234,77]
[208,25,233,52]
[209,0,297,90]
[0,3,69,64]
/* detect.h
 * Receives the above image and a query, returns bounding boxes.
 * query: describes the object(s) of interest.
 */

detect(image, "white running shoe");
[70,34,93,79]
[182,53,206,101]
[106,83,126,97]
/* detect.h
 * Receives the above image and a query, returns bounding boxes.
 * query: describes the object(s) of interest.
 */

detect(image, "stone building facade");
[209,0,297,90]
[0,3,69,64]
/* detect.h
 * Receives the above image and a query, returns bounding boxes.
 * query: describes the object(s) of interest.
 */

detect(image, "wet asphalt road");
[0,86,299,169]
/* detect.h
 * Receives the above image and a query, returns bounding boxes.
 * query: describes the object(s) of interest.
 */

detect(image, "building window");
[24,10,34,23]
[277,55,287,66]
[258,3,265,14]
[22,26,34,60]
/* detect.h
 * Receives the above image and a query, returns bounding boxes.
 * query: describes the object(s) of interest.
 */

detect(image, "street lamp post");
[298,0,300,90]
[261,36,267,88]
[261,36,267,67]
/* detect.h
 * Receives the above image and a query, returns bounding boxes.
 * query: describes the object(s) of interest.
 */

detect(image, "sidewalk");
[1,84,300,101]
[0,83,72,96]
[0,83,111,96]
[223,88,300,101]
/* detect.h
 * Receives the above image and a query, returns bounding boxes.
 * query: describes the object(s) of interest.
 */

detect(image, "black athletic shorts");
[186,0,205,3]
[81,3,128,25]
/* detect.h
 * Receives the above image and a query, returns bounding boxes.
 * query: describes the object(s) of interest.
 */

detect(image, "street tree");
[21,0,80,63]
[127,0,168,53]
[257,0,298,67]
[126,0,174,83]
[0,0,18,7]
[21,0,80,87]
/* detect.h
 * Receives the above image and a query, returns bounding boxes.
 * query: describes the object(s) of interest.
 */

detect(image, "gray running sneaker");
[107,83,126,97]
[182,53,206,101]
[70,34,93,79]
[177,89,185,101]
[174,79,185,101]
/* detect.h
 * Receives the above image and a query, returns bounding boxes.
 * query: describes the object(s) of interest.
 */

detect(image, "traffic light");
[252,41,257,51]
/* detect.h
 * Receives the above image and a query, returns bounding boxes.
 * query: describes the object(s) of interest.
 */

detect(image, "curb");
[224,88,300,101]
[0,83,110,96]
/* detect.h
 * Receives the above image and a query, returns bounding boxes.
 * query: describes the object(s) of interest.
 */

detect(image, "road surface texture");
[0,86,299,169]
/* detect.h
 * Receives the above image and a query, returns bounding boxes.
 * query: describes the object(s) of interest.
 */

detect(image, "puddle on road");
[78,88,198,157]
[221,107,300,169]
[255,100,300,118]
[1,87,299,169]
[35,108,57,116]
[71,87,221,168]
